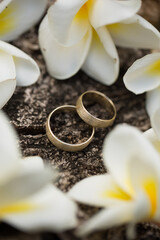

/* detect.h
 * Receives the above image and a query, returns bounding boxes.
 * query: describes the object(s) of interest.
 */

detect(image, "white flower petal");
[3,185,78,232]
[125,191,150,240]
[69,174,131,208]
[19,157,58,182]
[144,128,160,154]
[48,0,89,46]
[0,0,47,41]
[0,79,16,109]
[0,50,16,108]
[146,88,160,139]
[150,109,160,141]
[77,191,150,237]
[0,168,53,207]
[88,0,141,29]
[128,159,158,220]
[0,111,20,182]
[128,153,159,216]
[20,157,44,175]
[153,183,160,222]
[76,202,134,237]
[131,191,151,223]
[82,27,119,85]
[108,15,160,49]
[0,0,12,13]
[103,124,160,195]
[39,15,92,79]
[124,53,160,94]
[0,50,15,82]
[13,57,40,86]
[0,41,40,86]
[146,87,160,117]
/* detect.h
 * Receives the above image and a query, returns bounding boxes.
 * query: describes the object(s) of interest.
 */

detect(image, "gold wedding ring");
[76,90,116,128]
[46,105,95,152]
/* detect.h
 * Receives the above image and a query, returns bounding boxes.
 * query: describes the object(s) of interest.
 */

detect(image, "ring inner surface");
[50,107,93,144]
[83,93,115,120]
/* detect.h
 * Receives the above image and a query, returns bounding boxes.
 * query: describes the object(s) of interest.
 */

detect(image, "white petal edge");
[0,0,47,41]
[0,167,53,207]
[69,174,130,208]
[127,150,160,215]
[0,79,16,109]
[0,111,21,182]
[3,185,78,232]
[0,0,12,13]
[19,157,58,182]
[144,128,160,154]
[0,50,15,83]
[103,124,160,195]
[76,202,134,237]
[150,109,160,141]
[48,0,89,46]
[39,15,92,79]
[0,50,16,108]
[82,27,119,85]
[146,88,160,139]
[77,190,150,237]
[108,15,160,49]
[126,191,151,238]
[124,53,160,94]
[20,157,45,174]
[146,87,160,117]
[88,0,141,29]
[0,40,40,86]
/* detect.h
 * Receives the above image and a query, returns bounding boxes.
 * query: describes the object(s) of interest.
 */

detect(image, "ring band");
[46,105,95,152]
[76,90,116,128]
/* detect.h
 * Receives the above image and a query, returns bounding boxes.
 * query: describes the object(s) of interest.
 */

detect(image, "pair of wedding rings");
[46,90,116,152]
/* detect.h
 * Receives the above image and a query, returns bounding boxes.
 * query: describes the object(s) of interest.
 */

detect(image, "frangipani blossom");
[39,0,160,85]
[0,40,40,109]
[124,52,160,139]
[0,111,77,232]
[0,0,47,41]
[146,87,160,140]
[144,128,160,155]
[69,124,160,237]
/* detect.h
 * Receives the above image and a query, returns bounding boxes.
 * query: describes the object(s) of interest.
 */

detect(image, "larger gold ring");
[76,90,116,128]
[46,105,95,152]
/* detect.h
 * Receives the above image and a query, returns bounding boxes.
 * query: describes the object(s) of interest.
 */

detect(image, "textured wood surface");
[1,1,160,239]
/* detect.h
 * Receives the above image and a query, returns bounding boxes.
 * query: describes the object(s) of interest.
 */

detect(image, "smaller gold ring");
[76,90,116,128]
[46,105,95,152]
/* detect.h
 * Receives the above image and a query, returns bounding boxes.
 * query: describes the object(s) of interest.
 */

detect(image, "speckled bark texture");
[1,0,160,239]
[139,0,160,30]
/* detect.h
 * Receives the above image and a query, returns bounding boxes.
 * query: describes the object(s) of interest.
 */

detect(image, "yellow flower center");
[0,202,35,217]
[0,4,17,35]
[143,179,157,216]
[107,23,120,32]
[74,0,94,22]
[146,60,160,76]
[149,136,160,154]
[75,4,88,20]
[102,185,132,201]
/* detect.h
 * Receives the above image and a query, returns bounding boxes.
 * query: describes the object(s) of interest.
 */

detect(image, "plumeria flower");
[0,110,77,232]
[0,40,40,109]
[146,86,160,140]
[39,0,160,85]
[0,0,47,41]
[124,52,160,139]
[144,128,160,155]
[69,124,160,237]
